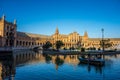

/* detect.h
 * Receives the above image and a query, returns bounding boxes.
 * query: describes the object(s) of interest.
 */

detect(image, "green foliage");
[88,47,96,50]
[98,48,101,50]
[69,47,75,50]
[76,46,81,50]
[100,39,112,49]
[81,47,85,52]
[63,47,67,50]
[55,40,64,50]
[43,54,52,63]
[55,56,64,66]
[43,41,52,49]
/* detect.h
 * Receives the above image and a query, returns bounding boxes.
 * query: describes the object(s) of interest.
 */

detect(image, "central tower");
[55,27,59,35]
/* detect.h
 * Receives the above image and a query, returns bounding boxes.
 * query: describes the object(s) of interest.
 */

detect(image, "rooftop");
[17,31,50,38]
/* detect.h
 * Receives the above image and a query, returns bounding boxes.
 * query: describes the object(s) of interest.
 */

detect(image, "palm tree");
[55,40,64,50]
[43,41,52,50]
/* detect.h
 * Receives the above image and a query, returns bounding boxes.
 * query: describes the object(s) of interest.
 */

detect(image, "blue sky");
[0,0,120,38]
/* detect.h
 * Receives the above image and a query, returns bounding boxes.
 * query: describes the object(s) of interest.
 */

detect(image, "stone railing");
[0,47,12,51]
[0,47,32,51]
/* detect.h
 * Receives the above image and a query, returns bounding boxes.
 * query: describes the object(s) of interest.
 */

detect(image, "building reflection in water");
[0,53,15,80]
[0,50,119,80]
[78,62,103,74]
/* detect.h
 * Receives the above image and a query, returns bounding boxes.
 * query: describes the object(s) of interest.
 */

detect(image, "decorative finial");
[2,14,5,20]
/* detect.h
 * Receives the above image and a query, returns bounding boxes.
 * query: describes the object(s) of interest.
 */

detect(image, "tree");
[44,54,52,63]
[55,56,64,70]
[55,40,64,50]
[100,39,112,50]
[43,41,52,50]
[81,47,85,52]
[98,48,101,50]
[69,47,75,50]
[55,56,64,66]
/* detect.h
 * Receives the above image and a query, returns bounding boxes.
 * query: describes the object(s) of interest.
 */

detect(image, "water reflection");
[0,50,120,80]
[0,54,15,80]
[55,56,64,70]
[43,54,52,63]
[78,62,103,74]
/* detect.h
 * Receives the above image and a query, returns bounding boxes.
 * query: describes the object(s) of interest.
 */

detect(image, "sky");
[0,0,120,38]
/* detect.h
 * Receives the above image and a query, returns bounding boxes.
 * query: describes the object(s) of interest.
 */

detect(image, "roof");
[89,38,120,41]
[89,38,101,40]
[60,34,68,38]
[17,31,51,38]
[68,32,80,36]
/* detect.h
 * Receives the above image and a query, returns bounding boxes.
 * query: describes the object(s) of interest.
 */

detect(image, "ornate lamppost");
[101,28,104,52]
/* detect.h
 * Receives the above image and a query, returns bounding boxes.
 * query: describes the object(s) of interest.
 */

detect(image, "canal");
[0,50,120,80]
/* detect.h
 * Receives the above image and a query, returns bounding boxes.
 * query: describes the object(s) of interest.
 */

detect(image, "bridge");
[31,45,43,50]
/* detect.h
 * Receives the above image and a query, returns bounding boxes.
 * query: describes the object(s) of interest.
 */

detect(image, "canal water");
[1,50,120,80]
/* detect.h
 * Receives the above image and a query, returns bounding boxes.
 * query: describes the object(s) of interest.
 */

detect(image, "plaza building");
[0,15,120,50]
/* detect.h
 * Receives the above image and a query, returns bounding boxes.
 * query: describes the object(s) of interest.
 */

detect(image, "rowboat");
[78,57,105,66]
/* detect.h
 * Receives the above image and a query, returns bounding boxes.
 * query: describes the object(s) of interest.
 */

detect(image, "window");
[6,32,9,36]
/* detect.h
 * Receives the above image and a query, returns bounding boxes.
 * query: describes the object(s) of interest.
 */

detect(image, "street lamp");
[101,28,104,52]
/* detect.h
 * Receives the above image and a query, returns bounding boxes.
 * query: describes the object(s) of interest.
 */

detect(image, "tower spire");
[55,26,59,34]
[14,19,16,24]
[84,31,88,37]
[2,14,5,20]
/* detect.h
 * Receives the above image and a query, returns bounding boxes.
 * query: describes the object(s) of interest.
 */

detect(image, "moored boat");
[78,57,105,66]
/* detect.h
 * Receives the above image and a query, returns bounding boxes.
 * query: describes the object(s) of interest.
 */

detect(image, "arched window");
[16,40,19,45]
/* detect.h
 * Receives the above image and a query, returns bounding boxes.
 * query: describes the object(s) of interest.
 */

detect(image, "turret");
[55,27,59,35]
[84,31,88,37]
[84,31,88,40]
[2,14,5,21]
[14,19,16,25]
